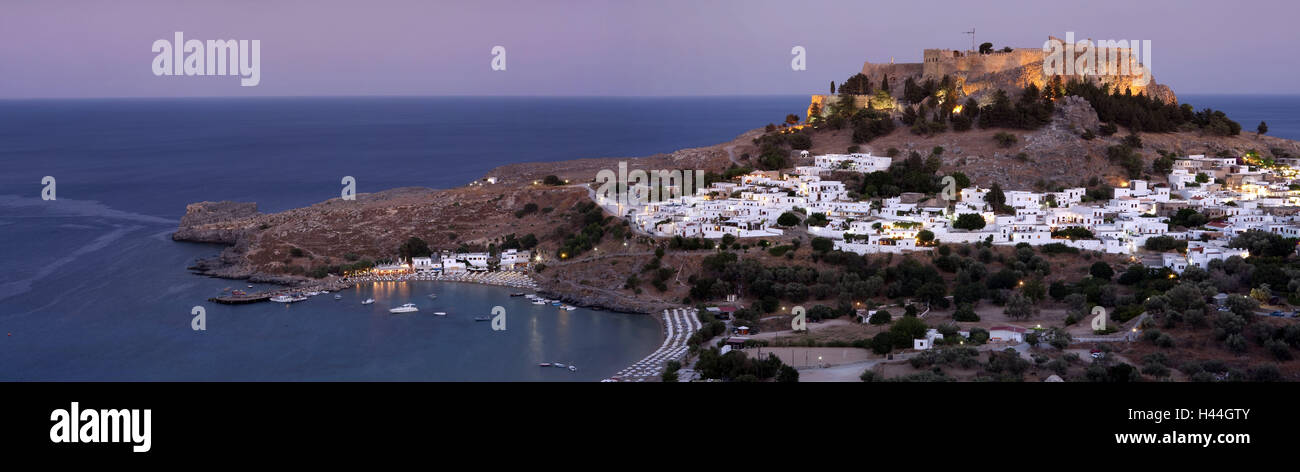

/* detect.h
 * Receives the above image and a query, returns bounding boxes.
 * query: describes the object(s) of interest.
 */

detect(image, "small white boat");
[532,299,547,305]
[334,294,343,300]
[270,295,296,303]
[433,312,447,316]
[389,303,419,314]
[553,363,566,369]
[538,362,551,367]
[427,293,438,299]
[361,298,375,305]
[561,305,577,311]
[568,365,577,372]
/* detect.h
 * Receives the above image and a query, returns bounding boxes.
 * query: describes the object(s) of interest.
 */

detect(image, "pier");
[208,293,272,304]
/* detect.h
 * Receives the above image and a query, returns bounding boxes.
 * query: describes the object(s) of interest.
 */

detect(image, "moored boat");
[389,303,419,314]
[361,298,375,305]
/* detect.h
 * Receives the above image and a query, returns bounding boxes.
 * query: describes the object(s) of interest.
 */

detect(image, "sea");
[0,96,810,381]
[0,94,1294,381]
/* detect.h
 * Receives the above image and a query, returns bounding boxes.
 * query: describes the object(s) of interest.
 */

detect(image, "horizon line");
[2,91,1297,101]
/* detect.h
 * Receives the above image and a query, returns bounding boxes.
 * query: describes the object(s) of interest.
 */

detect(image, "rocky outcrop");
[1051,95,1102,134]
[172,201,260,244]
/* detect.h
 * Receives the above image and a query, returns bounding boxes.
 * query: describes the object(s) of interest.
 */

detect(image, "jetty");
[208,293,272,305]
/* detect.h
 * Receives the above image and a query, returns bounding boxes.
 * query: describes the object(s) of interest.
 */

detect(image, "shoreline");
[342,270,539,290]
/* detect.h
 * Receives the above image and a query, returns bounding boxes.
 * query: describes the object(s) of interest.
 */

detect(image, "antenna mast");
[963,28,975,52]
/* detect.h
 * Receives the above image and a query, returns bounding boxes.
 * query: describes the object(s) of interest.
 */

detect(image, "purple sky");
[1,0,1296,98]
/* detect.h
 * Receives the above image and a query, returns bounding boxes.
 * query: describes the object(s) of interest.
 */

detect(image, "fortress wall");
[858,62,923,81]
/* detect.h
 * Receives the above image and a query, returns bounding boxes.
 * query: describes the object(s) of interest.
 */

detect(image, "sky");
[1,0,1297,98]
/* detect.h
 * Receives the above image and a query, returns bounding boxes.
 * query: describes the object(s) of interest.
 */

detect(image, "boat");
[427,293,438,299]
[334,294,343,300]
[553,363,566,369]
[270,295,296,303]
[538,363,551,367]
[389,303,419,314]
[532,300,546,305]
[551,301,562,306]
[247,284,254,288]
[433,312,447,316]
[473,316,491,321]
[561,305,577,311]
[361,298,375,305]
[568,365,577,372]
[510,292,526,297]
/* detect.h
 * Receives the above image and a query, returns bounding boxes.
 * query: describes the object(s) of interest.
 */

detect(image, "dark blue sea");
[0,95,1293,380]
[0,96,810,381]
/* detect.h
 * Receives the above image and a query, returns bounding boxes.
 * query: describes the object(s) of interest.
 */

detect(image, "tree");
[1258,121,1268,135]
[954,213,986,230]
[979,42,993,54]
[917,230,935,244]
[868,309,892,325]
[1090,261,1114,280]
[987,183,1007,212]
[890,316,929,347]
[1004,292,1038,319]
[953,304,980,322]
[398,237,432,263]
[777,365,799,382]
[830,81,836,94]
[776,212,801,227]
[810,237,834,253]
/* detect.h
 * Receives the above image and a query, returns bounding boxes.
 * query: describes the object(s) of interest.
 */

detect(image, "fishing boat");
[389,303,419,314]
[361,298,375,305]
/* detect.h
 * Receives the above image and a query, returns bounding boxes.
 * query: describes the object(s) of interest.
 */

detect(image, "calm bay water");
[0,94,1292,380]
[0,96,810,381]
